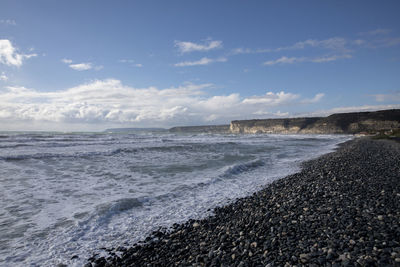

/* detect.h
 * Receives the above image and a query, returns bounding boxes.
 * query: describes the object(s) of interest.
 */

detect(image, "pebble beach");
[88,138,400,266]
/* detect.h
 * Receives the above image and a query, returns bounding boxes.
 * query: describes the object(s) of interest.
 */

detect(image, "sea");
[0,131,352,266]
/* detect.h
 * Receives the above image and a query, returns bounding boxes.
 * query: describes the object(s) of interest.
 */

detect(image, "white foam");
[0,133,352,266]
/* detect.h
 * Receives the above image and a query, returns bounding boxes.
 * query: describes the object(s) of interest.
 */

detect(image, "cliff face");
[230,109,400,134]
[167,110,400,135]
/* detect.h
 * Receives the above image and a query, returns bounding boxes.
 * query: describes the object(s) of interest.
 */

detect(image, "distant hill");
[105,109,400,135]
[169,125,230,133]
[104,128,167,133]
[230,109,400,134]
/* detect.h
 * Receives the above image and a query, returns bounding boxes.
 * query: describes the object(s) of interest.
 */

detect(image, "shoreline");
[87,138,400,266]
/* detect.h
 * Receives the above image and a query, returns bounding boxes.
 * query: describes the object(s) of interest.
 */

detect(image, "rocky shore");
[87,138,400,266]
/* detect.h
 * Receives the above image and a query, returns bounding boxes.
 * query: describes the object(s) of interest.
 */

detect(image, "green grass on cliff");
[372,128,400,142]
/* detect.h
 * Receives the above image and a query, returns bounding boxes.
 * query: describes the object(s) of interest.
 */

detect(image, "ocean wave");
[99,198,144,214]
[220,159,265,178]
[0,144,33,149]
[0,142,241,161]
[83,198,146,227]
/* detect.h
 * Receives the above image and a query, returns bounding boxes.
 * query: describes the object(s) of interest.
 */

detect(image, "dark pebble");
[88,139,400,266]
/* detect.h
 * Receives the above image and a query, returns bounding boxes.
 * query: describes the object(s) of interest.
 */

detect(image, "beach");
[88,138,400,266]
[1,133,348,266]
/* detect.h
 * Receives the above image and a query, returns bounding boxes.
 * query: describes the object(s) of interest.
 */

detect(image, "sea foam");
[0,132,351,266]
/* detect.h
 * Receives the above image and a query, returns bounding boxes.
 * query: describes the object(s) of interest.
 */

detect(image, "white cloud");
[359,29,392,36]
[119,59,142,67]
[379,37,400,47]
[119,59,135,63]
[175,39,222,53]
[242,91,300,105]
[263,56,306,65]
[252,110,289,117]
[94,65,104,71]
[69,63,92,71]
[0,19,16,25]
[62,59,103,71]
[301,93,325,104]
[352,39,365,45]
[231,48,252,55]
[372,91,400,102]
[0,72,8,81]
[231,47,273,55]
[278,37,348,52]
[302,104,400,118]
[233,33,400,65]
[310,54,352,63]
[360,36,400,49]
[328,104,400,113]
[61,58,73,64]
[264,54,351,66]
[0,39,37,67]
[232,37,349,55]
[0,79,325,130]
[174,57,227,67]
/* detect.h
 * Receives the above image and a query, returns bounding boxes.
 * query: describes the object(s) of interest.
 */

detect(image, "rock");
[317,256,326,265]
[300,253,311,263]
[338,253,348,261]
[208,250,214,258]
[86,139,400,267]
[195,255,203,263]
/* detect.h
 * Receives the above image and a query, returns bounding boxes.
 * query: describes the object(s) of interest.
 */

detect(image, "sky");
[0,0,400,131]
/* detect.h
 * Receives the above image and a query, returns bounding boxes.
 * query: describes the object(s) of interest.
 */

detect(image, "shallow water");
[0,132,351,266]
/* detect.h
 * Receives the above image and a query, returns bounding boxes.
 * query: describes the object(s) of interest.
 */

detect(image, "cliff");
[169,125,230,133]
[230,109,400,134]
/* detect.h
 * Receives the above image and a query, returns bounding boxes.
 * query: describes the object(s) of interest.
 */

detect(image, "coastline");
[87,138,400,266]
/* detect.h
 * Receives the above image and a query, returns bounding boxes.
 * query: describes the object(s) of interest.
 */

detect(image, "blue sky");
[0,0,400,131]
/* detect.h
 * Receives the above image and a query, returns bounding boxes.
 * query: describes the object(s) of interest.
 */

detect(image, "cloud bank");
[0,79,324,130]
